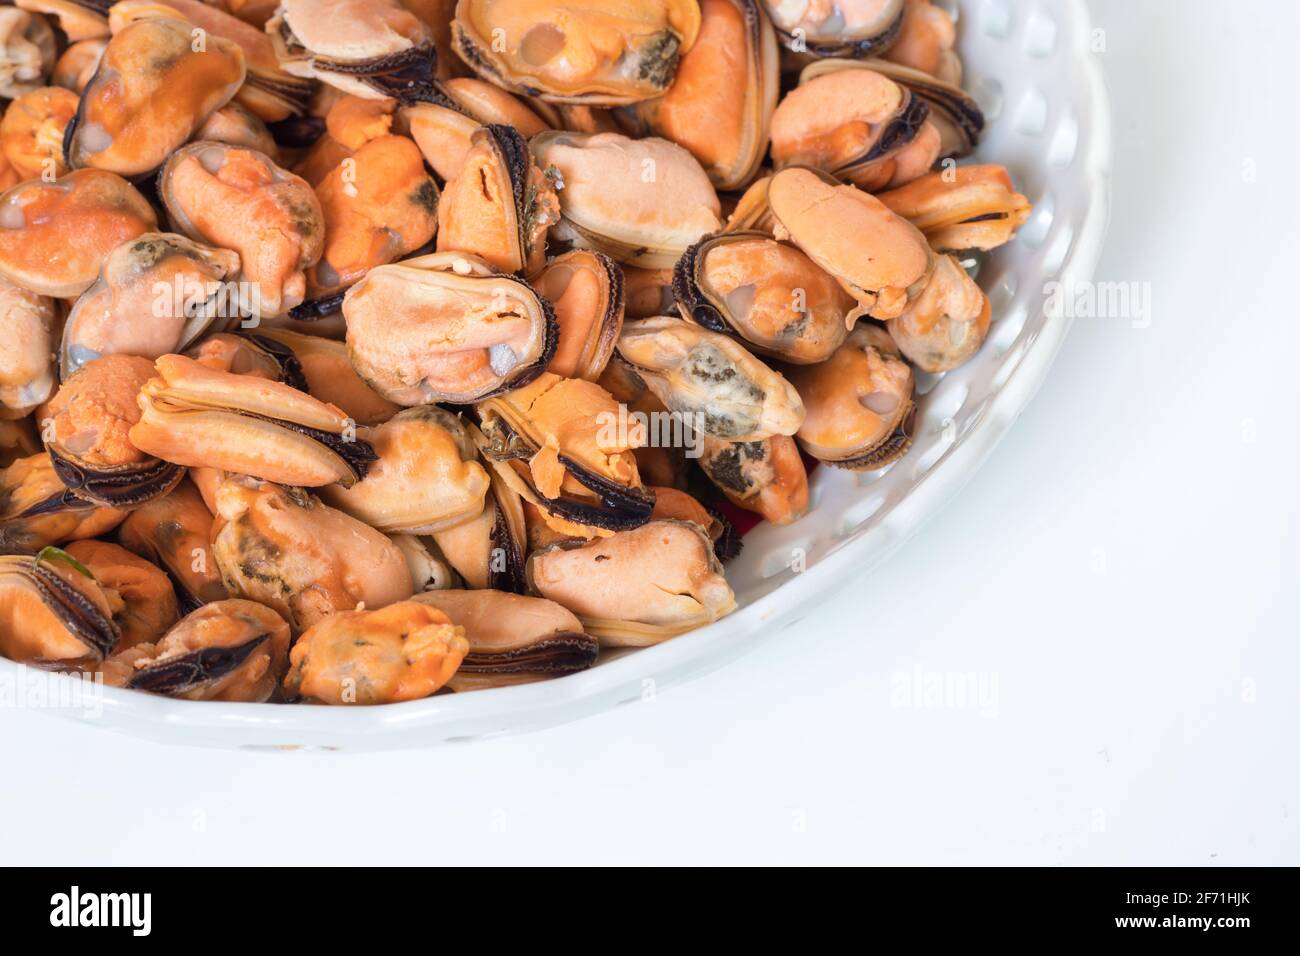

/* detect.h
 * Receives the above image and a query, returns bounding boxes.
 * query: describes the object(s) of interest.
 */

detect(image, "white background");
[2,0,1297,865]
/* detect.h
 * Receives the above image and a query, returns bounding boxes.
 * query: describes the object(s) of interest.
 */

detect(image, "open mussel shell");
[342,251,557,406]
[526,519,736,646]
[116,476,228,614]
[42,354,187,509]
[269,0,438,104]
[784,322,915,468]
[802,57,984,158]
[60,233,241,380]
[64,17,247,178]
[616,316,805,442]
[112,599,291,701]
[0,169,157,299]
[475,373,655,535]
[760,0,904,59]
[321,406,491,534]
[530,130,722,269]
[452,0,701,106]
[0,550,119,663]
[436,124,558,275]
[697,433,809,524]
[0,276,57,418]
[616,0,778,192]
[413,589,597,691]
[283,601,467,704]
[0,453,127,555]
[0,7,58,98]
[129,353,377,488]
[531,249,624,381]
[673,230,852,365]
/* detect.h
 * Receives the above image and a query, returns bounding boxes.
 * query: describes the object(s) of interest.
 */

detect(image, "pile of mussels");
[0,0,1030,705]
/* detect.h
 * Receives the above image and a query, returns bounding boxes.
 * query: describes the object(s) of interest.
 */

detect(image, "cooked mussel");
[129,353,377,488]
[436,124,558,275]
[769,66,940,191]
[882,0,960,84]
[527,519,735,645]
[0,169,157,298]
[616,0,777,191]
[1,86,79,180]
[531,249,623,380]
[476,372,654,535]
[65,538,178,648]
[530,130,722,268]
[0,548,119,662]
[65,17,247,177]
[616,316,804,441]
[210,474,414,632]
[60,233,241,379]
[269,0,438,103]
[784,322,914,467]
[697,433,809,523]
[760,0,904,58]
[0,452,127,554]
[102,598,291,701]
[452,0,701,105]
[342,251,557,405]
[159,142,324,318]
[195,102,281,157]
[390,532,461,592]
[414,588,597,691]
[242,328,399,425]
[51,38,107,92]
[0,8,57,99]
[0,276,57,419]
[116,476,228,612]
[885,250,989,372]
[674,230,852,364]
[283,600,467,704]
[322,405,490,533]
[14,1,109,44]
[40,354,187,508]
[876,163,1032,252]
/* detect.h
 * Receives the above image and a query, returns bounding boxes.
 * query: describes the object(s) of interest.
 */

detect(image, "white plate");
[5,0,1111,750]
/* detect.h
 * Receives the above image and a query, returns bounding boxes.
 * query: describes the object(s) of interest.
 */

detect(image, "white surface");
[1,0,1296,864]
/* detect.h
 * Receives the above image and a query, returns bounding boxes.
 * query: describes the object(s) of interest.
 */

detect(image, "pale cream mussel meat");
[616,0,778,192]
[672,230,852,365]
[14,1,110,44]
[64,17,247,178]
[530,130,722,269]
[0,548,119,663]
[209,474,414,634]
[769,66,940,192]
[101,598,291,702]
[784,322,915,468]
[0,276,57,420]
[322,405,491,534]
[0,169,157,299]
[760,0,905,59]
[60,233,241,380]
[616,316,805,442]
[107,0,314,123]
[475,372,655,535]
[41,354,187,508]
[268,0,439,104]
[697,433,809,524]
[0,452,127,555]
[876,163,1032,253]
[802,57,984,159]
[452,0,702,106]
[414,589,598,692]
[765,165,933,324]
[129,353,377,488]
[342,251,557,406]
[116,476,229,613]
[531,249,623,381]
[435,124,559,275]
[0,7,58,99]
[527,519,735,645]
[158,142,324,318]
[399,75,551,182]
[389,532,461,592]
